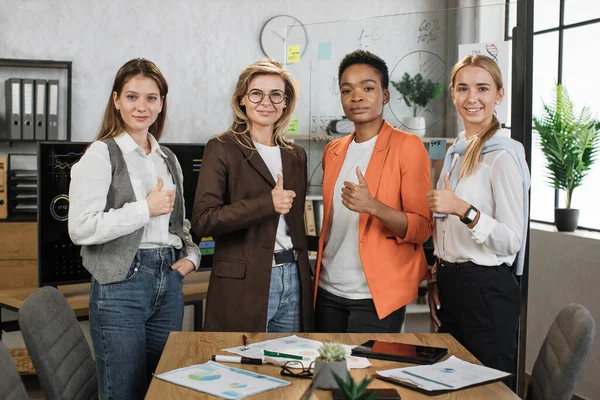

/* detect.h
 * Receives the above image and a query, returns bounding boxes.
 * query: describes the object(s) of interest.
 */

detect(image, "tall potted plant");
[391,72,443,137]
[533,84,600,231]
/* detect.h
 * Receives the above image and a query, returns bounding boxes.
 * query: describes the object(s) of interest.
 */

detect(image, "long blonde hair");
[222,58,297,149]
[96,58,168,141]
[450,55,503,178]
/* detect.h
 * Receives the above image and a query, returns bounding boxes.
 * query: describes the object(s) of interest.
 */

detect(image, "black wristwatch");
[460,205,479,224]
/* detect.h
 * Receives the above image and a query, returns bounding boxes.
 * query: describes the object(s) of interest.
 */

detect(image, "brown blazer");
[192,133,315,332]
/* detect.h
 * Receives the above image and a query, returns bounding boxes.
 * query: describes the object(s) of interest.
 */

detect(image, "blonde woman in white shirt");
[427,55,530,385]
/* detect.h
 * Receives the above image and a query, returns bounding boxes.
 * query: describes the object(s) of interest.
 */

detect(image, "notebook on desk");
[351,340,448,365]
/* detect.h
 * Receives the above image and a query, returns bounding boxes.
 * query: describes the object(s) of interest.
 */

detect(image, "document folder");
[0,157,7,219]
[21,79,35,140]
[47,80,59,139]
[4,78,22,140]
[34,79,47,140]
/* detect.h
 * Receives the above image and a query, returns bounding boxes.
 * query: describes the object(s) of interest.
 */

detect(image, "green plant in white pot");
[313,342,347,389]
[533,84,600,231]
[391,72,443,137]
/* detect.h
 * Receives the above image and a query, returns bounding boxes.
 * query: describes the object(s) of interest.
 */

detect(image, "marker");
[211,355,263,365]
[263,350,305,360]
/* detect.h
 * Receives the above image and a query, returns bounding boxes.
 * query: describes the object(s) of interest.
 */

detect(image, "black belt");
[439,259,509,269]
[274,249,298,265]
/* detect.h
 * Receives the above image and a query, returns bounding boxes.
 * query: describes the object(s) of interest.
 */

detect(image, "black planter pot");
[554,208,580,232]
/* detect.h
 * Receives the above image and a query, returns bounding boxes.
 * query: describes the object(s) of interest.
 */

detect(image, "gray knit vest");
[80,139,188,284]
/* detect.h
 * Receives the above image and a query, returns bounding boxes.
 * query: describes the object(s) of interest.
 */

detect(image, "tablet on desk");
[351,340,448,365]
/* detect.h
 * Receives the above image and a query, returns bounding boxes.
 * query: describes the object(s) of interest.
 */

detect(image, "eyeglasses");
[246,89,286,104]
[280,360,315,379]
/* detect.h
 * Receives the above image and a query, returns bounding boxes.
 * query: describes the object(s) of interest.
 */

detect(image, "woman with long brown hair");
[192,59,314,332]
[427,55,530,384]
[68,58,200,399]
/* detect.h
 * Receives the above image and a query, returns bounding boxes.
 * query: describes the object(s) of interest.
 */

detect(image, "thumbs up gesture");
[341,167,376,214]
[426,173,462,215]
[271,174,296,215]
[147,177,175,217]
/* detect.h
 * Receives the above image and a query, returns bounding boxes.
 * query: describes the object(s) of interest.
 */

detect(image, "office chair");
[18,286,98,400]
[0,340,28,400]
[527,303,595,400]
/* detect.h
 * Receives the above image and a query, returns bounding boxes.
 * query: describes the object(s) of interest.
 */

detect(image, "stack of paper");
[376,356,510,394]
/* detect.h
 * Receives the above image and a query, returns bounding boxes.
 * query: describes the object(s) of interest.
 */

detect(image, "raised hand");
[146,177,175,217]
[271,174,296,215]
[426,173,462,215]
[341,167,376,214]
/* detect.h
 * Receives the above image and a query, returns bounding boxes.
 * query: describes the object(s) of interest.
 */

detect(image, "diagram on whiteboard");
[388,50,448,132]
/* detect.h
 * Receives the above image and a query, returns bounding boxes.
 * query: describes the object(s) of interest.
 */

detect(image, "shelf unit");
[0,58,72,143]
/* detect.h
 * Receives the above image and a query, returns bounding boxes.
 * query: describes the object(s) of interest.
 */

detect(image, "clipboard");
[351,340,448,365]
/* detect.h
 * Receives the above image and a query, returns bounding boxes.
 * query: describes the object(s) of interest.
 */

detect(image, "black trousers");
[315,287,406,333]
[437,261,521,387]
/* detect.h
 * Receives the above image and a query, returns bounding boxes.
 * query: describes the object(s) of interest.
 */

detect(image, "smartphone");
[333,388,401,400]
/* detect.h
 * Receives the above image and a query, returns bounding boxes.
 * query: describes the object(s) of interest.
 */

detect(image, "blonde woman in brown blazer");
[192,59,314,332]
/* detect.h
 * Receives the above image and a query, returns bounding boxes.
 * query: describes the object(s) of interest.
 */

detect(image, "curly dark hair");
[338,50,389,89]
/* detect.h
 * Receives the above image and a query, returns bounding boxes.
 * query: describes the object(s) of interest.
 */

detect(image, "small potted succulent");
[313,342,348,389]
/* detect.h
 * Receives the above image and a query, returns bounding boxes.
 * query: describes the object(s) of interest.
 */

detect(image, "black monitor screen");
[37,141,212,286]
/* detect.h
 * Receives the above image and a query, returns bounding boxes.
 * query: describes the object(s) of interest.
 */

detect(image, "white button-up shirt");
[68,132,200,267]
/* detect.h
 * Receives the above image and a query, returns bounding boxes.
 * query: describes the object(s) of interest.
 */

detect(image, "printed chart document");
[223,335,371,369]
[376,356,510,395]
[155,361,289,399]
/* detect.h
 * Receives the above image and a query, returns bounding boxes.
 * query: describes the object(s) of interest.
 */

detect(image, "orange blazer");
[314,121,433,319]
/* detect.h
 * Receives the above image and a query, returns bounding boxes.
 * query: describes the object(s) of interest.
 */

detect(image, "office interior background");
[1,0,599,398]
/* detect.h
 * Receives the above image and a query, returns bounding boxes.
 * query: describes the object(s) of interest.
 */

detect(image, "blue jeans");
[266,261,301,332]
[90,247,184,400]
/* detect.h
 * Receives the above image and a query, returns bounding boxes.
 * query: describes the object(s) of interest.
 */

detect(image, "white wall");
[0,0,447,144]
[527,225,600,399]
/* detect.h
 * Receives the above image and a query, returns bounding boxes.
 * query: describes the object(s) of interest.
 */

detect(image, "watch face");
[260,15,308,61]
[466,208,477,221]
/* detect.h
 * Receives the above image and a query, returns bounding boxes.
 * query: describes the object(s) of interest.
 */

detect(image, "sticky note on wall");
[318,42,332,60]
[287,45,301,63]
[428,139,447,160]
[288,116,299,134]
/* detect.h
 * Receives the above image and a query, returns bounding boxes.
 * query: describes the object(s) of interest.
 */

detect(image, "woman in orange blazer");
[314,50,433,333]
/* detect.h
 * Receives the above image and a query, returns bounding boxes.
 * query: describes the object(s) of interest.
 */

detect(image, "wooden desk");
[0,270,210,338]
[147,332,518,399]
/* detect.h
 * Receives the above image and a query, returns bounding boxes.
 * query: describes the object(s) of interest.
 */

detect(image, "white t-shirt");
[433,129,524,266]
[253,141,293,252]
[319,135,378,299]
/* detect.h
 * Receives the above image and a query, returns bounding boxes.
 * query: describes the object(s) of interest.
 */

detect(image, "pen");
[211,355,263,365]
[263,350,304,360]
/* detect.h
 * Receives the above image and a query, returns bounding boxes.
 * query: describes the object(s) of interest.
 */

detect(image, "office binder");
[0,157,7,219]
[34,79,47,140]
[4,78,22,140]
[47,80,59,139]
[21,79,34,139]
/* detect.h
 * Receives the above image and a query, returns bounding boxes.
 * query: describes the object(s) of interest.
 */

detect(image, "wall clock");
[260,15,308,61]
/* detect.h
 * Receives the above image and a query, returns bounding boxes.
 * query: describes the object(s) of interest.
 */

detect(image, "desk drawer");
[0,260,38,290]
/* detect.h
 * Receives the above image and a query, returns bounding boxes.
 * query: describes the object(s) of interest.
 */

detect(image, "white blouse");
[433,129,524,267]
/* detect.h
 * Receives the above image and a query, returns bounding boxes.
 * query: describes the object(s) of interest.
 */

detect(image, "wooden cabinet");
[0,222,37,289]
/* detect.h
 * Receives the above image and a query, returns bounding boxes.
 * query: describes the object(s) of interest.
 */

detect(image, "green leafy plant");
[391,72,444,117]
[332,372,375,400]
[532,84,600,209]
[318,342,346,362]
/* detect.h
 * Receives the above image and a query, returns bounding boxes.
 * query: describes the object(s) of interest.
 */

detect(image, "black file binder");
[47,80,59,139]
[34,79,48,140]
[21,79,35,139]
[4,78,22,139]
